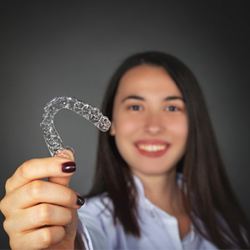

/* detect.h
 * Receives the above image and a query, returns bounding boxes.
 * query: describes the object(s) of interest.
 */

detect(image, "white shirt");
[77,175,218,250]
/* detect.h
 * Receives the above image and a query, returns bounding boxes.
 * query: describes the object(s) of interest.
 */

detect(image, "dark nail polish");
[62,161,76,173]
[77,195,85,206]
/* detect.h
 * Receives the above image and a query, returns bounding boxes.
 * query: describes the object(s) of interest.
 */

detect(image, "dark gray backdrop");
[0,1,249,248]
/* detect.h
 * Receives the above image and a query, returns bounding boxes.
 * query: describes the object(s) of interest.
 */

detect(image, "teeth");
[138,144,166,152]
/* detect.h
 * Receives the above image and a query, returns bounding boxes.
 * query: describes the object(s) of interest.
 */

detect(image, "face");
[111,65,188,178]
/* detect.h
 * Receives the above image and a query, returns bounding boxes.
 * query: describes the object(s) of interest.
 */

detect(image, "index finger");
[5,156,76,194]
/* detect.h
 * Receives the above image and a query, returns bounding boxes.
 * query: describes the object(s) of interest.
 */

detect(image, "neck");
[134,170,184,216]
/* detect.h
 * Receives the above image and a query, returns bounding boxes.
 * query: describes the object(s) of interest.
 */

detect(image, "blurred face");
[111,65,188,177]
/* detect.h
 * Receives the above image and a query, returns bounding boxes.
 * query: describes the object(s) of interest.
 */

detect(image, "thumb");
[49,149,76,186]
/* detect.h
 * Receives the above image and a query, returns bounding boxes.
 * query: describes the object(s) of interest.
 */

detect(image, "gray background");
[0,0,249,248]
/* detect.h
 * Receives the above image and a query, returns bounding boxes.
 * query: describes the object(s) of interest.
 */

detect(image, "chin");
[131,164,176,177]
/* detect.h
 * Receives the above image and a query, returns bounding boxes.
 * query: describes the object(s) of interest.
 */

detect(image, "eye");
[165,105,179,112]
[128,104,143,111]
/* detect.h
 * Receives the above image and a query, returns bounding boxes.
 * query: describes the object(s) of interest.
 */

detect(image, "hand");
[0,150,84,250]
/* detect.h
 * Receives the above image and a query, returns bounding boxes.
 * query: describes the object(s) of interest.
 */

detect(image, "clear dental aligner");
[40,96,111,156]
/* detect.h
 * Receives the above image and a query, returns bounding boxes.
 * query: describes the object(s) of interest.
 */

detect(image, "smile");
[135,140,170,157]
[137,144,166,152]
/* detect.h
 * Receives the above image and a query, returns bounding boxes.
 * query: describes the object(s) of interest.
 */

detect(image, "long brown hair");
[86,51,250,249]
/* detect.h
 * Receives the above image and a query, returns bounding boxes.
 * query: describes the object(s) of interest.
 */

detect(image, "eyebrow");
[121,95,185,103]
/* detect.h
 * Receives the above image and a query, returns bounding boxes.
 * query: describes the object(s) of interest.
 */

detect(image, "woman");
[1,51,249,249]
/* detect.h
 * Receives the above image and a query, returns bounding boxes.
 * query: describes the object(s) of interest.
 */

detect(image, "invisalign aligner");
[40,96,111,156]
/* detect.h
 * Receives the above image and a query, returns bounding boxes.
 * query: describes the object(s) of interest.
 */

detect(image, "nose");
[144,112,165,135]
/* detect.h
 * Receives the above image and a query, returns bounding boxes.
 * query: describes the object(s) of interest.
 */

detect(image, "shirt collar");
[132,173,195,242]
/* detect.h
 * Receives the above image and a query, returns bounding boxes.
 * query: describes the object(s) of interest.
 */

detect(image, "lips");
[134,140,170,158]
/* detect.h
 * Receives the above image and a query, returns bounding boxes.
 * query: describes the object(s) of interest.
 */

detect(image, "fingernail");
[62,161,76,173]
[76,195,85,206]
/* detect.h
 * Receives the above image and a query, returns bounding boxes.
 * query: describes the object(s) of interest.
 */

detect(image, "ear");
[110,123,116,136]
